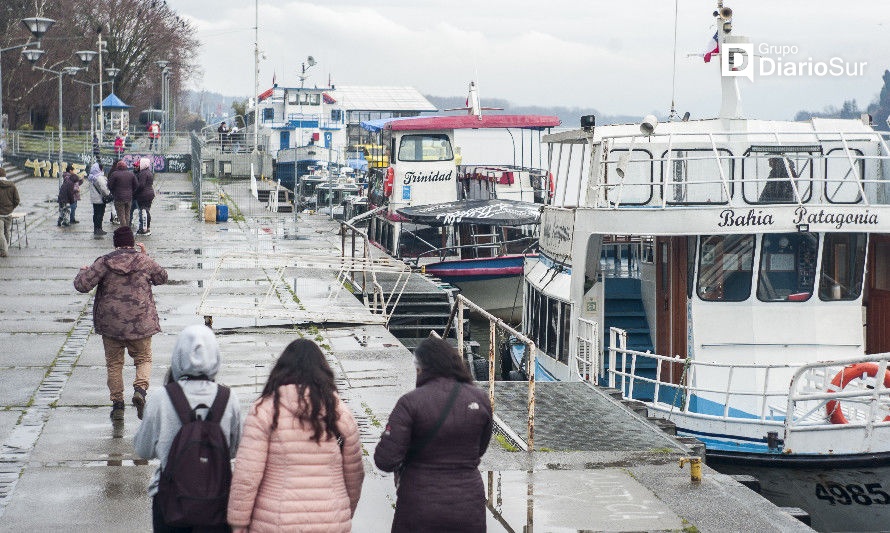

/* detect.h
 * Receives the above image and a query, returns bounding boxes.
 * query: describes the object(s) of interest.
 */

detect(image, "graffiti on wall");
[75,152,191,173]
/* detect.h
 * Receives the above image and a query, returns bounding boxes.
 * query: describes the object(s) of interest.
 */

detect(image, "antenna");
[669,0,679,119]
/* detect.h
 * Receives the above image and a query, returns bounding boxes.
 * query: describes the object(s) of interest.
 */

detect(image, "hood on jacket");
[88,163,102,183]
[171,324,220,380]
[104,248,148,274]
[0,180,14,189]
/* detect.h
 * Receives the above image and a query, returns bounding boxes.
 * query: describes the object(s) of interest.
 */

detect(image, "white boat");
[520,4,890,531]
[360,86,559,320]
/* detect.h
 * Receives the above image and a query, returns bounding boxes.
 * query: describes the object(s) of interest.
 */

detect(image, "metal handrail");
[445,294,538,450]
[606,326,890,430]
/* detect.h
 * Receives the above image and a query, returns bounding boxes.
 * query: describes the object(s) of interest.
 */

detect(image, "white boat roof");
[331,86,437,112]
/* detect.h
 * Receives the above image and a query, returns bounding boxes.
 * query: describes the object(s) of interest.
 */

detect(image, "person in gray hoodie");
[134,324,242,533]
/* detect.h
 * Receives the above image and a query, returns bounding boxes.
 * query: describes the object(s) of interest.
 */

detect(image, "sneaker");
[71,220,80,224]
[94,228,107,236]
[135,229,146,235]
[142,229,151,236]
[110,401,125,421]
[132,387,147,420]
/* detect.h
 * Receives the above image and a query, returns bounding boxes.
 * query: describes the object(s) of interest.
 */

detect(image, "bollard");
[679,457,702,483]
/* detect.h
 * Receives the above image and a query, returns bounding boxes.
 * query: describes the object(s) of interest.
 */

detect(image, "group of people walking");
[126,331,492,532]
[74,228,493,530]
[59,157,155,237]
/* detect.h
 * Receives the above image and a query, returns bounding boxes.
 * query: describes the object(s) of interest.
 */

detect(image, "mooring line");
[0,298,94,517]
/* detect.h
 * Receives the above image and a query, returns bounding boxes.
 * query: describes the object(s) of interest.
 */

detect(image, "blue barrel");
[216,204,229,222]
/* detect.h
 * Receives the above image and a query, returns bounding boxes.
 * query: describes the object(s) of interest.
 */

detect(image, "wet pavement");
[0,173,813,532]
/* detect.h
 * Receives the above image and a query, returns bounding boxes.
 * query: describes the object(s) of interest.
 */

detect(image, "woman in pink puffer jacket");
[228,339,364,532]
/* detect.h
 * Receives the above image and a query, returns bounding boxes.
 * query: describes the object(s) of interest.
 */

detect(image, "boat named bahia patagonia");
[518,3,890,531]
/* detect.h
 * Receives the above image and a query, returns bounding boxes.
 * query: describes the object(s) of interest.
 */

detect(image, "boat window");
[398,223,448,259]
[743,147,817,204]
[757,233,818,302]
[825,148,865,204]
[819,233,866,301]
[603,148,653,205]
[547,298,559,358]
[287,92,298,105]
[398,134,454,162]
[697,235,755,302]
[559,301,571,364]
[662,148,733,204]
[262,108,274,122]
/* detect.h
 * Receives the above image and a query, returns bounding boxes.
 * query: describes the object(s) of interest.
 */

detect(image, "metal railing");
[574,317,599,382]
[607,326,890,431]
[444,294,538,450]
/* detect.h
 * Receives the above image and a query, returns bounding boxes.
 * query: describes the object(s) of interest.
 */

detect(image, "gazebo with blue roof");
[94,93,131,138]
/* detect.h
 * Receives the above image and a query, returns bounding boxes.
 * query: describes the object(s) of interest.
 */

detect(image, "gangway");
[198,251,412,325]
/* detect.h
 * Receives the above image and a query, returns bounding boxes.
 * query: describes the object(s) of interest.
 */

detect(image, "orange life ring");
[825,363,890,424]
[383,167,394,197]
[548,172,555,198]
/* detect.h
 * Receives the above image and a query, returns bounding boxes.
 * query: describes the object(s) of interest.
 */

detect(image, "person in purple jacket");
[107,160,137,227]
[374,336,493,533]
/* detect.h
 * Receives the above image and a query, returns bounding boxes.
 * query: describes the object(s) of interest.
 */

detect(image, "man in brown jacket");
[0,168,20,257]
[74,226,168,421]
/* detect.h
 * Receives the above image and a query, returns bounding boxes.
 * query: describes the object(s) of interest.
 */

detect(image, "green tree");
[231,99,248,128]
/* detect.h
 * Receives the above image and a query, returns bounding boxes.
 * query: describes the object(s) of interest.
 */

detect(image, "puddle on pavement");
[482,469,682,532]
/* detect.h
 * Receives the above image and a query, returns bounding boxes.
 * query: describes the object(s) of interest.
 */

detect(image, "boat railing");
[606,326,890,430]
[445,293,538,450]
[597,130,890,208]
[574,317,599,382]
[599,237,644,279]
[786,355,890,431]
[407,235,538,266]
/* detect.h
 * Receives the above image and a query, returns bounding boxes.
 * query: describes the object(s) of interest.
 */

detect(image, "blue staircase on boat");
[602,277,657,400]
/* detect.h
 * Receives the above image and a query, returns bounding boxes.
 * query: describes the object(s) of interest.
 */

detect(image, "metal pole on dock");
[489,319,496,412]
[527,341,536,450]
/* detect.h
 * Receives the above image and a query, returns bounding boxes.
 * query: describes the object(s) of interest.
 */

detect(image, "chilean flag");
[704,32,719,63]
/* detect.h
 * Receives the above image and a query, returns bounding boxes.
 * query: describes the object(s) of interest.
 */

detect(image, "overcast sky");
[167,0,889,120]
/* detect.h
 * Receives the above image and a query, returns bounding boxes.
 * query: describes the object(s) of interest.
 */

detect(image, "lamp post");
[156,60,169,148]
[0,16,55,163]
[70,77,112,143]
[296,56,316,148]
[105,65,120,95]
[34,56,94,180]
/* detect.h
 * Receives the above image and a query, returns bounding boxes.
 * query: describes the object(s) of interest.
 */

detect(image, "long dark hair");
[259,339,339,442]
[414,336,473,383]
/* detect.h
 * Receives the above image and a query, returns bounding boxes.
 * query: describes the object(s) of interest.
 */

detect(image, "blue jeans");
[70,201,77,223]
[129,199,140,227]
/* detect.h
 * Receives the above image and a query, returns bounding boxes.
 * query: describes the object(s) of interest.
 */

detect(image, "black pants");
[152,495,231,533]
[93,203,106,230]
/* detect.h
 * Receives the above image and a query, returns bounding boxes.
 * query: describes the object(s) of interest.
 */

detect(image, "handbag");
[91,181,113,204]
[394,381,462,489]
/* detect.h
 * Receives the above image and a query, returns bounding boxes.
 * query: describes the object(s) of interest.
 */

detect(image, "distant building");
[247,84,436,158]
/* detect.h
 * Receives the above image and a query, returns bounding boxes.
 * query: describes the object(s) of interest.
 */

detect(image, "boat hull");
[423,255,532,322]
[708,451,890,532]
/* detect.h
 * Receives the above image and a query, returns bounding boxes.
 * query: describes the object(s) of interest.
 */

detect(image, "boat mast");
[716,2,745,119]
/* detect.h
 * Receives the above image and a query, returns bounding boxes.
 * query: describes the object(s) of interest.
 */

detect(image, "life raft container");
[825,362,890,424]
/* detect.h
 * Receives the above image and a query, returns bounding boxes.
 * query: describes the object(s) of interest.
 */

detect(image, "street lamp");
[0,15,55,162]
[33,54,94,180]
[105,65,120,94]
[156,60,170,148]
[70,77,112,144]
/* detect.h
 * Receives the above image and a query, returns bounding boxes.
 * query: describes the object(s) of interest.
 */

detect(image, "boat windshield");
[698,235,755,302]
[819,233,866,301]
[757,233,818,302]
[398,134,453,162]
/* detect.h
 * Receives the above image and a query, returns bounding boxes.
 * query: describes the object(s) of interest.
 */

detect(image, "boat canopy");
[387,115,560,132]
[360,116,420,132]
[397,199,542,226]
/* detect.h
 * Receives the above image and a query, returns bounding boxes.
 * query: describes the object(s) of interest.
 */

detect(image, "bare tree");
[1,0,200,129]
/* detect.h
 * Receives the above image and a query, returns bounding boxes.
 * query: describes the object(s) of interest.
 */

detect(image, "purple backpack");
[157,381,232,527]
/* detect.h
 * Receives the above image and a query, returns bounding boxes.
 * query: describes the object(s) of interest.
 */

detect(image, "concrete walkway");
[0,173,812,532]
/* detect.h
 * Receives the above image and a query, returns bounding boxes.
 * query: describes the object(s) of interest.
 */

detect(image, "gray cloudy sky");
[167,0,888,120]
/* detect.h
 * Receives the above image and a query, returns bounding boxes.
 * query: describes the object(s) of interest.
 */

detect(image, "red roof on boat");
[387,114,560,131]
